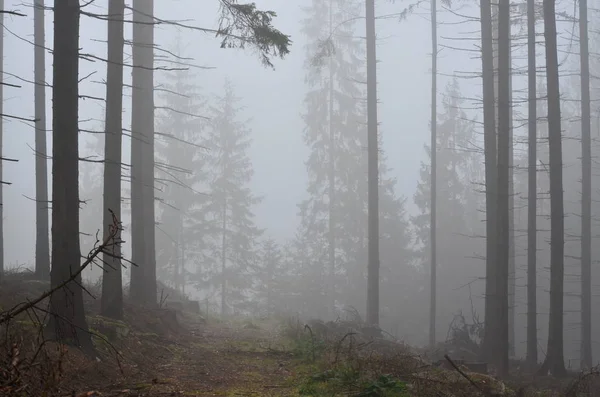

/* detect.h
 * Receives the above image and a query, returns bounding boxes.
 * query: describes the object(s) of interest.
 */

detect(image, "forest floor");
[1,275,599,396]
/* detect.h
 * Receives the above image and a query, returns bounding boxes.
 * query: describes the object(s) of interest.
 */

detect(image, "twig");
[303,324,315,362]
[0,211,121,325]
[444,354,484,394]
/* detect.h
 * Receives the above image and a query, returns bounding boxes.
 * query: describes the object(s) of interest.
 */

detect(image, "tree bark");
[46,0,93,352]
[495,0,511,376]
[479,0,497,362]
[34,0,50,281]
[0,0,4,277]
[365,0,380,326]
[100,0,125,320]
[539,0,566,376]
[221,202,227,316]
[429,0,437,349]
[130,0,157,306]
[579,0,592,370]
[526,0,538,368]
[328,0,336,317]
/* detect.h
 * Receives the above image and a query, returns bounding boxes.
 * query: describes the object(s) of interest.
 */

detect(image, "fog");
[2,0,600,370]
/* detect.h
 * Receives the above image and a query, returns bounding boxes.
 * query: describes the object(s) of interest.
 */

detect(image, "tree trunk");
[34,0,50,281]
[0,0,4,277]
[429,0,437,349]
[221,202,227,317]
[526,0,538,368]
[479,0,497,362]
[328,0,336,317]
[495,0,511,376]
[365,0,380,326]
[130,0,157,306]
[579,0,592,370]
[46,0,93,352]
[539,0,566,376]
[100,0,125,320]
[507,39,516,359]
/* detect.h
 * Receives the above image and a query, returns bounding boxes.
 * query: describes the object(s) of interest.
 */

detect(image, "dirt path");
[98,316,301,396]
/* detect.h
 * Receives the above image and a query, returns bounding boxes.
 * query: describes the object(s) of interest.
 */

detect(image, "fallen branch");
[444,354,484,394]
[0,210,121,325]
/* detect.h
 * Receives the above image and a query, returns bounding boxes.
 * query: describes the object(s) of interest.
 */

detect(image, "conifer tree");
[189,80,262,316]
[299,0,413,321]
[413,79,484,338]
[155,43,207,292]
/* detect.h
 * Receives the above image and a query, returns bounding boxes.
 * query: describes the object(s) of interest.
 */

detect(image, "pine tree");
[189,80,262,316]
[413,79,485,340]
[299,0,412,322]
[155,43,207,293]
[253,238,287,316]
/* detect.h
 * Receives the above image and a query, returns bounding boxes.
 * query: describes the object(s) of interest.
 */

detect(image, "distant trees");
[155,43,207,293]
[299,0,365,317]
[297,0,411,326]
[254,238,286,316]
[189,81,262,316]
[413,79,483,341]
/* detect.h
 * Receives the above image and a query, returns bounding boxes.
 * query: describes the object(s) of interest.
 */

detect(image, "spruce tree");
[413,79,484,340]
[299,0,413,321]
[189,80,262,316]
[155,43,207,293]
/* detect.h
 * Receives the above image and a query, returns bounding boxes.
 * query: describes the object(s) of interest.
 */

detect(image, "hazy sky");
[2,0,480,267]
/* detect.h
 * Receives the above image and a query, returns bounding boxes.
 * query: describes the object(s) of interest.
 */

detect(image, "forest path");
[100,314,301,396]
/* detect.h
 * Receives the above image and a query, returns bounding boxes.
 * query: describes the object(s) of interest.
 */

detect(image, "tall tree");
[479,0,498,362]
[579,0,592,369]
[0,0,4,277]
[539,0,566,376]
[155,46,206,292]
[365,0,379,326]
[189,80,262,316]
[429,0,438,349]
[34,0,50,280]
[526,0,538,368]
[46,0,93,351]
[300,0,367,317]
[495,0,511,376]
[130,0,157,306]
[100,0,125,320]
[254,238,285,316]
[413,79,482,344]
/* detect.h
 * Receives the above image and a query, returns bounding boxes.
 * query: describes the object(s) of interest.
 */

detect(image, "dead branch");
[0,211,121,325]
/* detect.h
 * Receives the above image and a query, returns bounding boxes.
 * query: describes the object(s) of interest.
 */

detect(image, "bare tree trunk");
[221,202,227,317]
[526,0,538,368]
[579,0,592,370]
[428,0,437,349]
[100,0,125,320]
[479,0,497,362]
[0,0,4,277]
[365,0,380,326]
[539,0,566,376]
[495,0,511,376]
[328,0,336,316]
[130,0,156,306]
[46,0,93,351]
[508,42,516,359]
[34,0,50,281]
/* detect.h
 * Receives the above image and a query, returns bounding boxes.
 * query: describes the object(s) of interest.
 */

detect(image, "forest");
[0,0,599,395]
